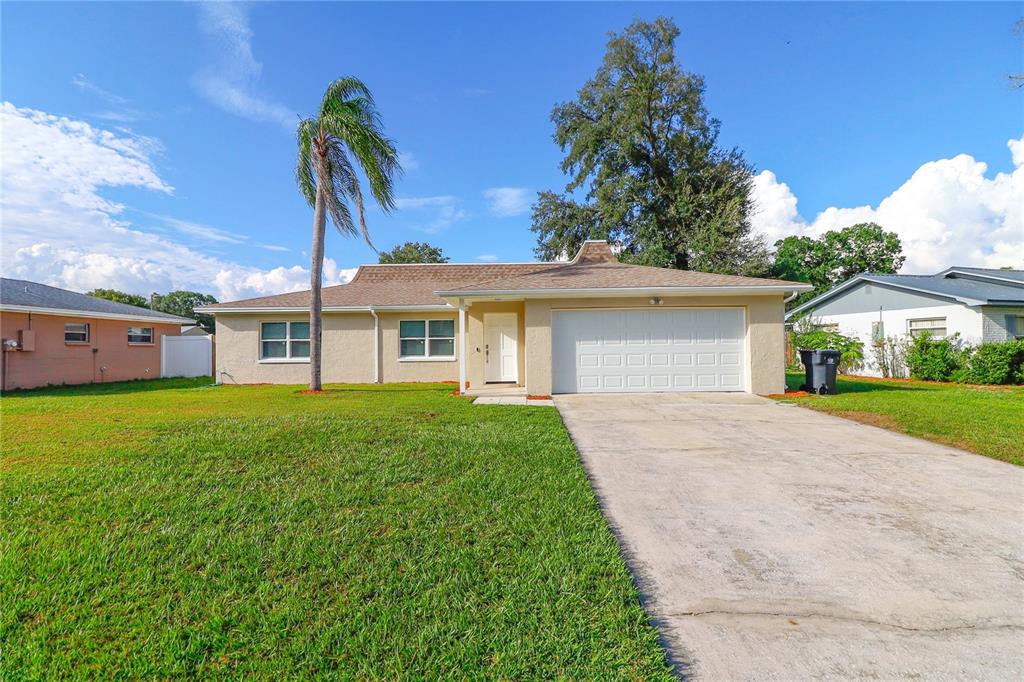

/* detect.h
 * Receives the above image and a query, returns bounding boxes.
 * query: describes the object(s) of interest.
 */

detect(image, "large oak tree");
[532,17,768,275]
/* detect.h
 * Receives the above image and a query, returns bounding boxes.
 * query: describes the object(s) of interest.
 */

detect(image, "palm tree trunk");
[309,184,327,391]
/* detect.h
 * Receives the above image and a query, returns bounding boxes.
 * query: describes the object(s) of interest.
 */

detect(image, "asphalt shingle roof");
[0,278,193,322]
[203,241,807,311]
[788,266,1024,318]
[858,273,1024,304]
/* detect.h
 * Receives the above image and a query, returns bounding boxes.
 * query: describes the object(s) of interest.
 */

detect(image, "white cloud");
[393,195,466,233]
[193,3,295,129]
[483,187,531,217]
[71,73,144,122]
[476,254,498,262]
[155,215,248,244]
[750,137,1024,273]
[0,102,354,301]
[398,151,419,172]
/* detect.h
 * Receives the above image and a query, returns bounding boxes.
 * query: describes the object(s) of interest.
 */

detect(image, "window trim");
[907,317,947,338]
[127,326,154,345]
[399,318,456,361]
[258,320,311,363]
[64,322,90,345]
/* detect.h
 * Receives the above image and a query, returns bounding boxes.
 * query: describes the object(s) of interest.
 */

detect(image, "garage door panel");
[553,308,746,393]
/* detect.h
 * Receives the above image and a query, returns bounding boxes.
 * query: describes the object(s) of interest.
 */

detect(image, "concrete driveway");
[555,393,1024,680]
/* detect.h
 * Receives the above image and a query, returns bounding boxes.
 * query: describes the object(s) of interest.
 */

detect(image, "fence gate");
[161,335,213,378]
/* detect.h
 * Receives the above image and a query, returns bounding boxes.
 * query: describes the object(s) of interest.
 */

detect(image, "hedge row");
[905,336,1024,385]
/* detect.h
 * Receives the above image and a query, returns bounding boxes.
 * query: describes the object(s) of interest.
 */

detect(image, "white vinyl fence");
[161,335,213,378]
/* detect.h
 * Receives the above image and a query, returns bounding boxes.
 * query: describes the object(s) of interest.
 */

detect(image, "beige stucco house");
[199,241,811,396]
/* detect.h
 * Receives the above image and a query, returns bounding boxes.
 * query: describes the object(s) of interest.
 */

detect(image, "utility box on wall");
[18,329,35,351]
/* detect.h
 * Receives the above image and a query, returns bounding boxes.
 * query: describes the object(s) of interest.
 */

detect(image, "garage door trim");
[550,306,750,394]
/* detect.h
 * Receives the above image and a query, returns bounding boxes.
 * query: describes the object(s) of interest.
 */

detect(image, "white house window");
[400,319,455,358]
[908,317,947,338]
[127,327,154,344]
[260,321,310,360]
[64,323,89,343]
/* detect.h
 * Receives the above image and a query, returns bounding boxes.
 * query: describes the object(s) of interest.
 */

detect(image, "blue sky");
[2,2,1021,300]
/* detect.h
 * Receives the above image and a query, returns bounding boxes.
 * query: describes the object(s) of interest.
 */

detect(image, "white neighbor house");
[786,267,1024,377]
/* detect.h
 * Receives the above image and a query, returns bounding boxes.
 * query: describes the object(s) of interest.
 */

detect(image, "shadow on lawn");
[0,377,214,399]
[785,374,928,394]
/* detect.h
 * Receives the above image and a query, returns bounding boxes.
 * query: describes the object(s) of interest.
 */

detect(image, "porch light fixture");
[649,297,663,305]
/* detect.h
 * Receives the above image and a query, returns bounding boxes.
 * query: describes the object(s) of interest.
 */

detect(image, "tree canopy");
[151,290,219,333]
[86,289,149,309]
[531,17,768,275]
[772,222,905,308]
[378,241,449,264]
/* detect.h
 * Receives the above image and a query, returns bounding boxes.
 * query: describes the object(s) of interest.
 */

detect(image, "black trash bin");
[798,349,841,395]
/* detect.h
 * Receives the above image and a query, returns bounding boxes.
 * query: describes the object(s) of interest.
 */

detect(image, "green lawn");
[0,379,672,680]
[775,373,1024,466]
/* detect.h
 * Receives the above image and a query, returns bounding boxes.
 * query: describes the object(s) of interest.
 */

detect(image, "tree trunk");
[309,184,327,391]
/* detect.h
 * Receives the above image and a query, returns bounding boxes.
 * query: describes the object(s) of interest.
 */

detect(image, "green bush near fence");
[790,324,865,374]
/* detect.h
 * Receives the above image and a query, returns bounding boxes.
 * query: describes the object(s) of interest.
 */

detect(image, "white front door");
[484,313,518,383]
[551,308,746,393]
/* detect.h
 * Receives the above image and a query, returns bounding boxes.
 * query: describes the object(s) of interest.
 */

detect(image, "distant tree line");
[87,289,218,333]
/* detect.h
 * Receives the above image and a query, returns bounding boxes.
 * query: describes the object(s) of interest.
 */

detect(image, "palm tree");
[296,78,400,391]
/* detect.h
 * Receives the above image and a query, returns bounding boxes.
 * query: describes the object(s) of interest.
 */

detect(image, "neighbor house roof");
[786,267,1024,319]
[0,278,193,323]
[937,266,1024,285]
[200,241,811,312]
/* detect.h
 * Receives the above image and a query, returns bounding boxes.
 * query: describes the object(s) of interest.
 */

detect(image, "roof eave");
[197,304,454,314]
[0,303,193,324]
[939,268,1024,286]
[437,284,812,301]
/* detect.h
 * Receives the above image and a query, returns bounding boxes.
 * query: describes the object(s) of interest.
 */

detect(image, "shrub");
[790,318,864,374]
[872,336,908,379]
[963,340,1024,385]
[904,333,970,382]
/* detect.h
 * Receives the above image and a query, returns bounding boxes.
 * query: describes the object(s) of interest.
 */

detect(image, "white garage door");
[552,308,746,393]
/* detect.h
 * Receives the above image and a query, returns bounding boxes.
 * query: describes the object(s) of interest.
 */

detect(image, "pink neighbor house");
[0,278,193,391]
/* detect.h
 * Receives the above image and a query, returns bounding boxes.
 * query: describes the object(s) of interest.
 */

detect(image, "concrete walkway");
[555,393,1024,680]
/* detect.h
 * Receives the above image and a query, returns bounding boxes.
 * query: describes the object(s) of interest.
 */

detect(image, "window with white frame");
[64,323,89,343]
[908,317,947,338]
[260,321,310,360]
[127,326,154,344]
[399,319,455,358]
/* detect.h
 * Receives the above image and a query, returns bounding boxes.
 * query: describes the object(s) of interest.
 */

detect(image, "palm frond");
[326,141,373,249]
[294,118,318,206]
[319,106,400,211]
[297,77,402,247]
[320,78,374,112]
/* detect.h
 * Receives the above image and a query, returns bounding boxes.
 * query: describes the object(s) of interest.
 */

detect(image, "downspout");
[369,307,380,384]
[458,298,467,395]
[783,290,800,305]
